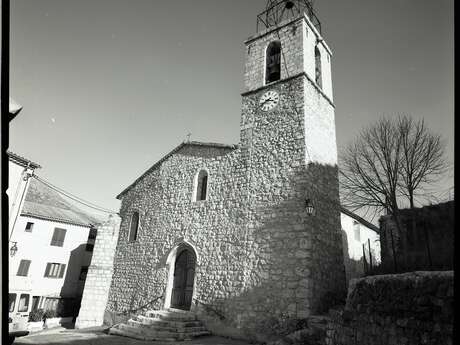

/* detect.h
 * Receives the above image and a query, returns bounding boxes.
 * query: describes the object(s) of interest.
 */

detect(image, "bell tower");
[238,0,345,322]
[241,0,336,165]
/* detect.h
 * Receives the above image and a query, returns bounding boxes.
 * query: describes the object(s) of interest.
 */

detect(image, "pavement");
[14,326,254,345]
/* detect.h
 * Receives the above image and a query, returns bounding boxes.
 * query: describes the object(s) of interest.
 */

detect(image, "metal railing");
[256,0,322,34]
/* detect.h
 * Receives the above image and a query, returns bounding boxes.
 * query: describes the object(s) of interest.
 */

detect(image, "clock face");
[259,90,279,111]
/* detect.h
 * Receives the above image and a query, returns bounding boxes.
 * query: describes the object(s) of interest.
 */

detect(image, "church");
[91,0,347,339]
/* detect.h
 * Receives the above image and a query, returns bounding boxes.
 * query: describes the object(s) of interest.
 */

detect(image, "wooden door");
[171,249,196,310]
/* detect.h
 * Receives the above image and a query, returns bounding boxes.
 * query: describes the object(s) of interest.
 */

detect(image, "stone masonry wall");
[75,214,121,328]
[379,201,454,273]
[326,271,454,345]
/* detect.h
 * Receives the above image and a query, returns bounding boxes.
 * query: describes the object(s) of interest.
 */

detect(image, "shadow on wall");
[59,243,92,318]
[104,163,347,343]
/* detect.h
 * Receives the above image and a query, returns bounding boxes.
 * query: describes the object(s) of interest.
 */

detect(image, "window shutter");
[58,229,66,246]
[44,263,51,277]
[58,264,66,278]
[17,260,31,276]
[51,228,67,246]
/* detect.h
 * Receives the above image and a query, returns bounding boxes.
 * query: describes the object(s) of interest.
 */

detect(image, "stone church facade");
[104,2,346,337]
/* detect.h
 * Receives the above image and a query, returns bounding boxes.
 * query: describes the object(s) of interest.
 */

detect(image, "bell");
[285,1,295,9]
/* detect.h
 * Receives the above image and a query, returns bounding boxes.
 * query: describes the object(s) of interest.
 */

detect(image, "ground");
[14,326,253,345]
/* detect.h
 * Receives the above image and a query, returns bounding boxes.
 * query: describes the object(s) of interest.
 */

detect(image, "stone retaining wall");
[326,271,454,345]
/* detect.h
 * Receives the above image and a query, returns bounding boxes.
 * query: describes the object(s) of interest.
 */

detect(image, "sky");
[10,0,454,213]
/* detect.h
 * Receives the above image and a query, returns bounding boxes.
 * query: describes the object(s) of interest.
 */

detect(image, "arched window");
[195,170,208,201]
[128,211,139,243]
[315,46,322,89]
[266,41,281,84]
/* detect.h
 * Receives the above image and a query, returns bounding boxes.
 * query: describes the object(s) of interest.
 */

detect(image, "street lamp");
[10,242,18,257]
[305,199,316,216]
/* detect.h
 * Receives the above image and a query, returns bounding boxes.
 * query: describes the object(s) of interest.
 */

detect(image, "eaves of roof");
[7,151,42,169]
[23,178,106,227]
[21,212,95,228]
[116,141,237,199]
[341,207,379,233]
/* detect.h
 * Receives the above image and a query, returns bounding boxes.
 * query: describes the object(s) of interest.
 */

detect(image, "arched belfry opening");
[164,242,198,311]
[266,41,282,84]
[315,46,322,89]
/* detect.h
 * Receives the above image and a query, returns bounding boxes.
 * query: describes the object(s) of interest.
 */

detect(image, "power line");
[33,175,118,214]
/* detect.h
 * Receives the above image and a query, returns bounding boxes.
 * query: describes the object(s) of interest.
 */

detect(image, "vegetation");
[340,115,448,218]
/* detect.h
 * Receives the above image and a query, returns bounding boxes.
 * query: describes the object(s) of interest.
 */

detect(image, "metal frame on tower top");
[256,0,321,34]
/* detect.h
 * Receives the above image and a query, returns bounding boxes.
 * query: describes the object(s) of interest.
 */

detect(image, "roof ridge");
[117,141,238,199]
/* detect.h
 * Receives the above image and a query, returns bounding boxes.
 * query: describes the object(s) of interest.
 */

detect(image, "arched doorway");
[171,249,196,310]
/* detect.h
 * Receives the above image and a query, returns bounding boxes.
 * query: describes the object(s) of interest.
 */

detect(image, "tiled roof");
[341,207,379,233]
[117,141,237,199]
[21,178,106,227]
[7,151,41,169]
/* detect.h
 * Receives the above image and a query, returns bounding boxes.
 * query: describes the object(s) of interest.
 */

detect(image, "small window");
[128,211,140,243]
[43,297,59,311]
[79,266,89,281]
[32,296,40,311]
[44,263,66,278]
[50,228,67,247]
[195,170,208,201]
[25,222,34,232]
[17,259,31,277]
[88,228,97,240]
[315,46,322,89]
[9,293,17,312]
[353,221,361,242]
[266,41,281,84]
[18,294,30,312]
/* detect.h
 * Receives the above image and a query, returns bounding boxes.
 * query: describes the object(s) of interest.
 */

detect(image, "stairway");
[108,308,211,342]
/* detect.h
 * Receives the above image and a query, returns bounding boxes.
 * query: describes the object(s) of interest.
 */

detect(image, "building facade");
[340,208,380,283]
[9,176,104,317]
[104,2,346,337]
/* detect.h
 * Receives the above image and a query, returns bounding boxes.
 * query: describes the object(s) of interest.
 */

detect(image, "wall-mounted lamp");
[305,199,316,216]
[10,242,18,257]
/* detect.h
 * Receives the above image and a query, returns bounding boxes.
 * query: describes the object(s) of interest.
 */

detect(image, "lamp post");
[10,241,18,257]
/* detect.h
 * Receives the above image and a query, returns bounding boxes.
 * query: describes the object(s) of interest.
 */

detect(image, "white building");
[340,207,380,282]
[9,175,106,317]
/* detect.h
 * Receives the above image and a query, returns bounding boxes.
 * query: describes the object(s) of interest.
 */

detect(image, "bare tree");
[340,117,402,219]
[340,115,448,218]
[398,116,447,208]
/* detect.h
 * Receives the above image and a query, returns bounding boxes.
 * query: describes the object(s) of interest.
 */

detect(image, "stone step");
[109,324,177,342]
[135,314,203,328]
[110,323,211,341]
[109,309,210,342]
[145,309,197,322]
[127,319,207,333]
